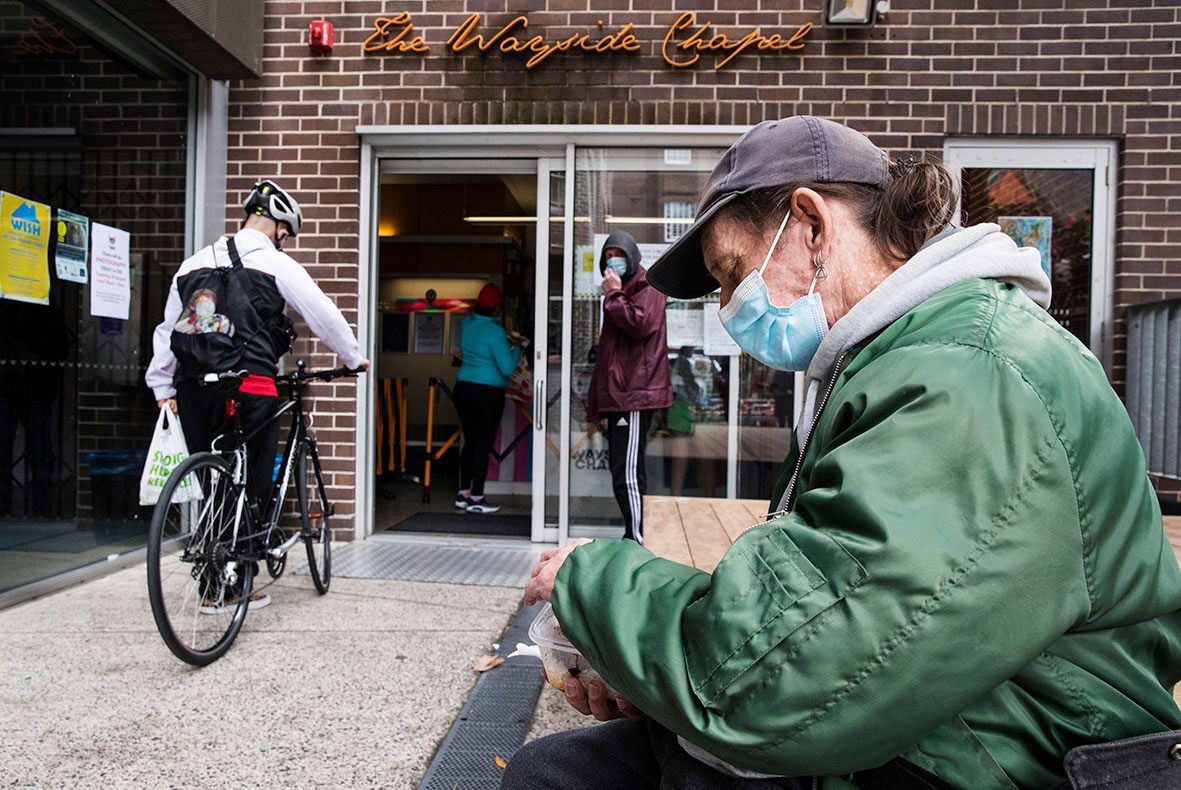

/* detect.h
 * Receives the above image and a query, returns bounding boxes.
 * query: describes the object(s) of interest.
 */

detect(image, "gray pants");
[501,720,810,790]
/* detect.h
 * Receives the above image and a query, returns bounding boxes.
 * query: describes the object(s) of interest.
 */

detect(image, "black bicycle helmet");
[242,179,303,236]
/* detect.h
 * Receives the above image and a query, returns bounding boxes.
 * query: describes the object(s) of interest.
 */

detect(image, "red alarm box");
[309,19,334,54]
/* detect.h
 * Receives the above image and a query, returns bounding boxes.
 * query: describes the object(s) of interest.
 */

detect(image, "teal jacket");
[456,313,520,388]
[553,279,1181,788]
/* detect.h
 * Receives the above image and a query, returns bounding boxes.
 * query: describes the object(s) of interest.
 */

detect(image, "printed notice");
[414,311,445,354]
[90,222,131,319]
[703,302,741,357]
[0,191,51,304]
[666,305,704,348]
[54,210,89,284]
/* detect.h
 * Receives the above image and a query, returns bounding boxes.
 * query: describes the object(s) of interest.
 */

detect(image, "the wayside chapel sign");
[362,12,813,70]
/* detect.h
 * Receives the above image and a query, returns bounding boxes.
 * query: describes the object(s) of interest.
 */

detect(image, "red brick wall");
[227,1,1181,532]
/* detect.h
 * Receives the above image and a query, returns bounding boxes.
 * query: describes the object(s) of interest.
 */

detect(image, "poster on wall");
[998,216,1052,278]
[414,312,445,354]
[0,191,51,304]
[703,302,741,356]
[89,222,131,319]
[54,209,89,284]
[666,305,704,348]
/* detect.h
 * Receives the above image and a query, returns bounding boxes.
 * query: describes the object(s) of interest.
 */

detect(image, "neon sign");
[362,12,812,70]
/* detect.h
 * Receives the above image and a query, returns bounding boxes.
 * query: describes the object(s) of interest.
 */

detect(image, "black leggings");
[454,381,505,498]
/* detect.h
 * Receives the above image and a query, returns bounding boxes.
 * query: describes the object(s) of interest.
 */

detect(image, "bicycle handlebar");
[202,364,364,388]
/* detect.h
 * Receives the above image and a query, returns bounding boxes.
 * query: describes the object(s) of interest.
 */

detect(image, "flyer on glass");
[0,191,51,304]
[55,209,89,284]
[90,222,131,319]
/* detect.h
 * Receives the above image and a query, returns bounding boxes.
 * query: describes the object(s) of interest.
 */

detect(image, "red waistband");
[239,374,277,397]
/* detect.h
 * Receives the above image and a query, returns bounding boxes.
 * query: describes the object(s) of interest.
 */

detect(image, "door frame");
[943,138,1119,375]
[356,126,750,542]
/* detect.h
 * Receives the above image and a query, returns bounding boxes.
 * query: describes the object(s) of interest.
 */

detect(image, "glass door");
[944,140,1117,371]
[565,147,728,541]
[533,156,568,543]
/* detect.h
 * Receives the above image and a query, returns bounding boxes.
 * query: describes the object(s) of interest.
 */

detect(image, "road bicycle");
[146,362,360,665]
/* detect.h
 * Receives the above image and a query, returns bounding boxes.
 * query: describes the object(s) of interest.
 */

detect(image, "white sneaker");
[199,590,271,614]
[454,494,473,509]
[466,500,501,514]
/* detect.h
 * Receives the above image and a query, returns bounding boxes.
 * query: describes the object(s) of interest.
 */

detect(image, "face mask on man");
[717,211,828,372]
[604,256,629,279]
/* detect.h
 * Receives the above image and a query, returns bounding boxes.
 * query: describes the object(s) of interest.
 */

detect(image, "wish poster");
[0,191,51,304]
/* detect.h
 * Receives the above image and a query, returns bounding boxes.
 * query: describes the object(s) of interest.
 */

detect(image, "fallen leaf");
[472,655,505,673]
[495,756,507,769]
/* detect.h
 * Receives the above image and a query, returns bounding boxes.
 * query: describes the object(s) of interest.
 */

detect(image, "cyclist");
[145,179,369,611]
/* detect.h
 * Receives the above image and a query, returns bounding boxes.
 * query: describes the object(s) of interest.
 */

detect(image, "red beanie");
[477,283,503,309]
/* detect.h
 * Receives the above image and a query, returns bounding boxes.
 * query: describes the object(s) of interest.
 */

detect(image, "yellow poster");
[0,191,51,304]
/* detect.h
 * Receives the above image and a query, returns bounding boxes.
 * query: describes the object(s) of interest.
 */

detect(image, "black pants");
[175,379,280,514]
[454,381,505,498]
[606,409,654,543]
[502,719,809,790]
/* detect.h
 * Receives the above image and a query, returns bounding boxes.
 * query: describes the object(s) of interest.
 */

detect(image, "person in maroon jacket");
[587,231,673,542]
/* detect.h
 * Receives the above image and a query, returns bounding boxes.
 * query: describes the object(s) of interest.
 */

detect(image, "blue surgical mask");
[605,257,629,278]
[718,212,828,372]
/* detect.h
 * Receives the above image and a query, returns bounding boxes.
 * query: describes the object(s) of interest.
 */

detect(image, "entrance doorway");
[355,128,756,545]
[371,161,541,539]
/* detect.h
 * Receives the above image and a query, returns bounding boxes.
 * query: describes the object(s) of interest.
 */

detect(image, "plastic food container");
[525,603,621,700]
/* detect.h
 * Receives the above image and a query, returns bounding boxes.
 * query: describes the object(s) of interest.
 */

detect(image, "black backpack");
[169,237,297,376]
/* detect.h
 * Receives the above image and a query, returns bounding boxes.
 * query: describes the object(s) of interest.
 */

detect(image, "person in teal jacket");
[454,283,522,514]
[507,117,1181,789]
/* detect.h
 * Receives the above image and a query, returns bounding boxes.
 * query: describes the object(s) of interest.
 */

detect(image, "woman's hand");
[524,538,592,605]
[157,398,177,414]
[543,669,645,722]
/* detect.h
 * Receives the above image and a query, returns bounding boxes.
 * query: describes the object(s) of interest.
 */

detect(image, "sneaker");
[199,590,271,614]
[454,493,474,509]
[466,500,501,514]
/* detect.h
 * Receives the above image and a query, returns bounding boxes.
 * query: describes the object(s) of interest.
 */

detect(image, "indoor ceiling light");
[464,215,535,224]
[464,215,591,224]
[605,216,695,225]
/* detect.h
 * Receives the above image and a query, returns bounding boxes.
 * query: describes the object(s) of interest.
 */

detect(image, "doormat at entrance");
[385,511,530,537]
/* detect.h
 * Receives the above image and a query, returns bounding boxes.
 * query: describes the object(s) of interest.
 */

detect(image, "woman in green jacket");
[508,117,1181,789]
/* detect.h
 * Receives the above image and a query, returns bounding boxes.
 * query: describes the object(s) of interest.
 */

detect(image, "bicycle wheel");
[147,452,254,666]
[297,444,331,594]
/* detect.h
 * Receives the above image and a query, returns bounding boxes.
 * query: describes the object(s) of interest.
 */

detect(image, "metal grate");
[1126,298,1181,479]
[419,603,546,790]
[311,538,543,588]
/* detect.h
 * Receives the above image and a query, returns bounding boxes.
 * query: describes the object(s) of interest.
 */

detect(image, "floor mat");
[320,539,541,588]
[386,511,530,537]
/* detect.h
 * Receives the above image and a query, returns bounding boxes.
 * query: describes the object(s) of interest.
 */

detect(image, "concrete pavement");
[0,560,528,788]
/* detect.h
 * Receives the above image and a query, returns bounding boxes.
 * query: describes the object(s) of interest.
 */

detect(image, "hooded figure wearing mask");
[587,230,673,543]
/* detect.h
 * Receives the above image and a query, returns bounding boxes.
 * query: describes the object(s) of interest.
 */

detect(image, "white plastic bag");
[139,406,201,506]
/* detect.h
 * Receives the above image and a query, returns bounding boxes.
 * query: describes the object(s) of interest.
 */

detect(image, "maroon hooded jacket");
[586,232,673,421]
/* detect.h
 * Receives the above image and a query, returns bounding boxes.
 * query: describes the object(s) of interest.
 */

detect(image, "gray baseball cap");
[647,116,891,299]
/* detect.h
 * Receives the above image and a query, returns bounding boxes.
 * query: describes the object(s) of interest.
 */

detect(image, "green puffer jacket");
[553,278,1181,788]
